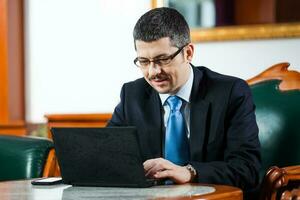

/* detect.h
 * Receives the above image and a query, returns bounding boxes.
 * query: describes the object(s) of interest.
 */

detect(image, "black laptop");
[51,127,161,187]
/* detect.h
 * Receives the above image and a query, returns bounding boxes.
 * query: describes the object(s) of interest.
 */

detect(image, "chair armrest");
[260,165,300,200]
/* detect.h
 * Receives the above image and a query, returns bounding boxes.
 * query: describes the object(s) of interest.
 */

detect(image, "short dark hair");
[133,7,190,49]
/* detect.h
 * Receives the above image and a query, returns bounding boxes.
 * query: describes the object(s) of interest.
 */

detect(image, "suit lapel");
[140,85,163,159]
[189,66,210,161]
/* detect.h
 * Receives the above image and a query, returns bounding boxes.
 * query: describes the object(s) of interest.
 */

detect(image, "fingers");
[153,169,172,179]
[154,166,191,184]
[143,158,193,184]
[143,158,174,177]
[145,162,161,177]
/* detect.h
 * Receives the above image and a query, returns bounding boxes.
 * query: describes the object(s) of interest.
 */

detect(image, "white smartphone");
[31,177,62,185]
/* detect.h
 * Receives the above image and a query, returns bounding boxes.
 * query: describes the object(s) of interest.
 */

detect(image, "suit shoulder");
[122,77,151,95]
[195,66,248,88]
[123,77,147,88]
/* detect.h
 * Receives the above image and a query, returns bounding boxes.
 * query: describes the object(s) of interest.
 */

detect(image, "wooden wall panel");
[7,0,25,121]
[0,0,25,135]
[0,0,9,123]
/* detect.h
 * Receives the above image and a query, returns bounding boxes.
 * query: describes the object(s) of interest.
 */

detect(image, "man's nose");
[148,62,161,77]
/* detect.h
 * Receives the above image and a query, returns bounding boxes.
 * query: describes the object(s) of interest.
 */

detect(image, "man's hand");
[143,158,193,184]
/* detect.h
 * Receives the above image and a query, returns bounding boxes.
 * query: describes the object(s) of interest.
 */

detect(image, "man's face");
[135,37,193,94]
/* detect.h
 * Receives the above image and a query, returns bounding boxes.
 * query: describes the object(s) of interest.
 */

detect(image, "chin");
[153,86,173,94]
[147,80,173,94]
[151,86,167,94]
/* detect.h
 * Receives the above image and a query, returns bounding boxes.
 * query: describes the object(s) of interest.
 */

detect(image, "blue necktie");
[165,96,190,166]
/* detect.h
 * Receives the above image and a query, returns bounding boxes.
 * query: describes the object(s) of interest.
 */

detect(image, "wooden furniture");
[247,62,300,91]
[260,166,300,200]
[281,187,300,200]
[0,0,26,136]
[246,62,300,200]
[0,181,243,200]
[42,148,60,177]
[45,113,112,138]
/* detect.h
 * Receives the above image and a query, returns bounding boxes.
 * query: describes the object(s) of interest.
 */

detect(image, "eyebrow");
[137,53,170,60]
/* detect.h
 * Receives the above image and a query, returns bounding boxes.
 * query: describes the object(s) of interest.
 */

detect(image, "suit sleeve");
[190,79,261,191]
[107,84,128,127]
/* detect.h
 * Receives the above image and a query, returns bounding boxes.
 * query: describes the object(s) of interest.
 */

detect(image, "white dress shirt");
[159,66,194,138]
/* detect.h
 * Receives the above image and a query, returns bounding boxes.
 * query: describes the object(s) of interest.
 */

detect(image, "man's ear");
[185,43,194,63]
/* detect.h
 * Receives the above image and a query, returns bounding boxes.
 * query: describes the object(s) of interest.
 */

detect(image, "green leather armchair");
[0,135,54,181]
[247,63,300,200]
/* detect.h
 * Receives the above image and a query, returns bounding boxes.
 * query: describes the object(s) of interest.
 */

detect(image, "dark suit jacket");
[108,66,261,192]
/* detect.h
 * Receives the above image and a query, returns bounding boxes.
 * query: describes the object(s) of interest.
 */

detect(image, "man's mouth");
[149,75,168,82]
[152,78,167,82]
[150,77,169,87]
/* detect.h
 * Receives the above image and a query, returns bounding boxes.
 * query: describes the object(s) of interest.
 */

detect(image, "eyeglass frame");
[133,44,187,69]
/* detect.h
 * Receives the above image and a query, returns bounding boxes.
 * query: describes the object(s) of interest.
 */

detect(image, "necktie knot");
[167,96,182,112]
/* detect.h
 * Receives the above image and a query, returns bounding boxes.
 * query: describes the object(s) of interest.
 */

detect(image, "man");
[108,7,261,198]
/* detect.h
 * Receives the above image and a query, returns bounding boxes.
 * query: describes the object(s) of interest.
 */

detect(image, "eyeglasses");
[134,45,187,69]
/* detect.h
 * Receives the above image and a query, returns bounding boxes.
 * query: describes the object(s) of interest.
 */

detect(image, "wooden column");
[0,0,26,135]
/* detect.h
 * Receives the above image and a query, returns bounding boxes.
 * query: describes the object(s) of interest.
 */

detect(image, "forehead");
[135,37,176,58]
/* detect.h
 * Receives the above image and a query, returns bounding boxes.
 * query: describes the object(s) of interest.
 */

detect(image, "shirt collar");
[159,65,194,105]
